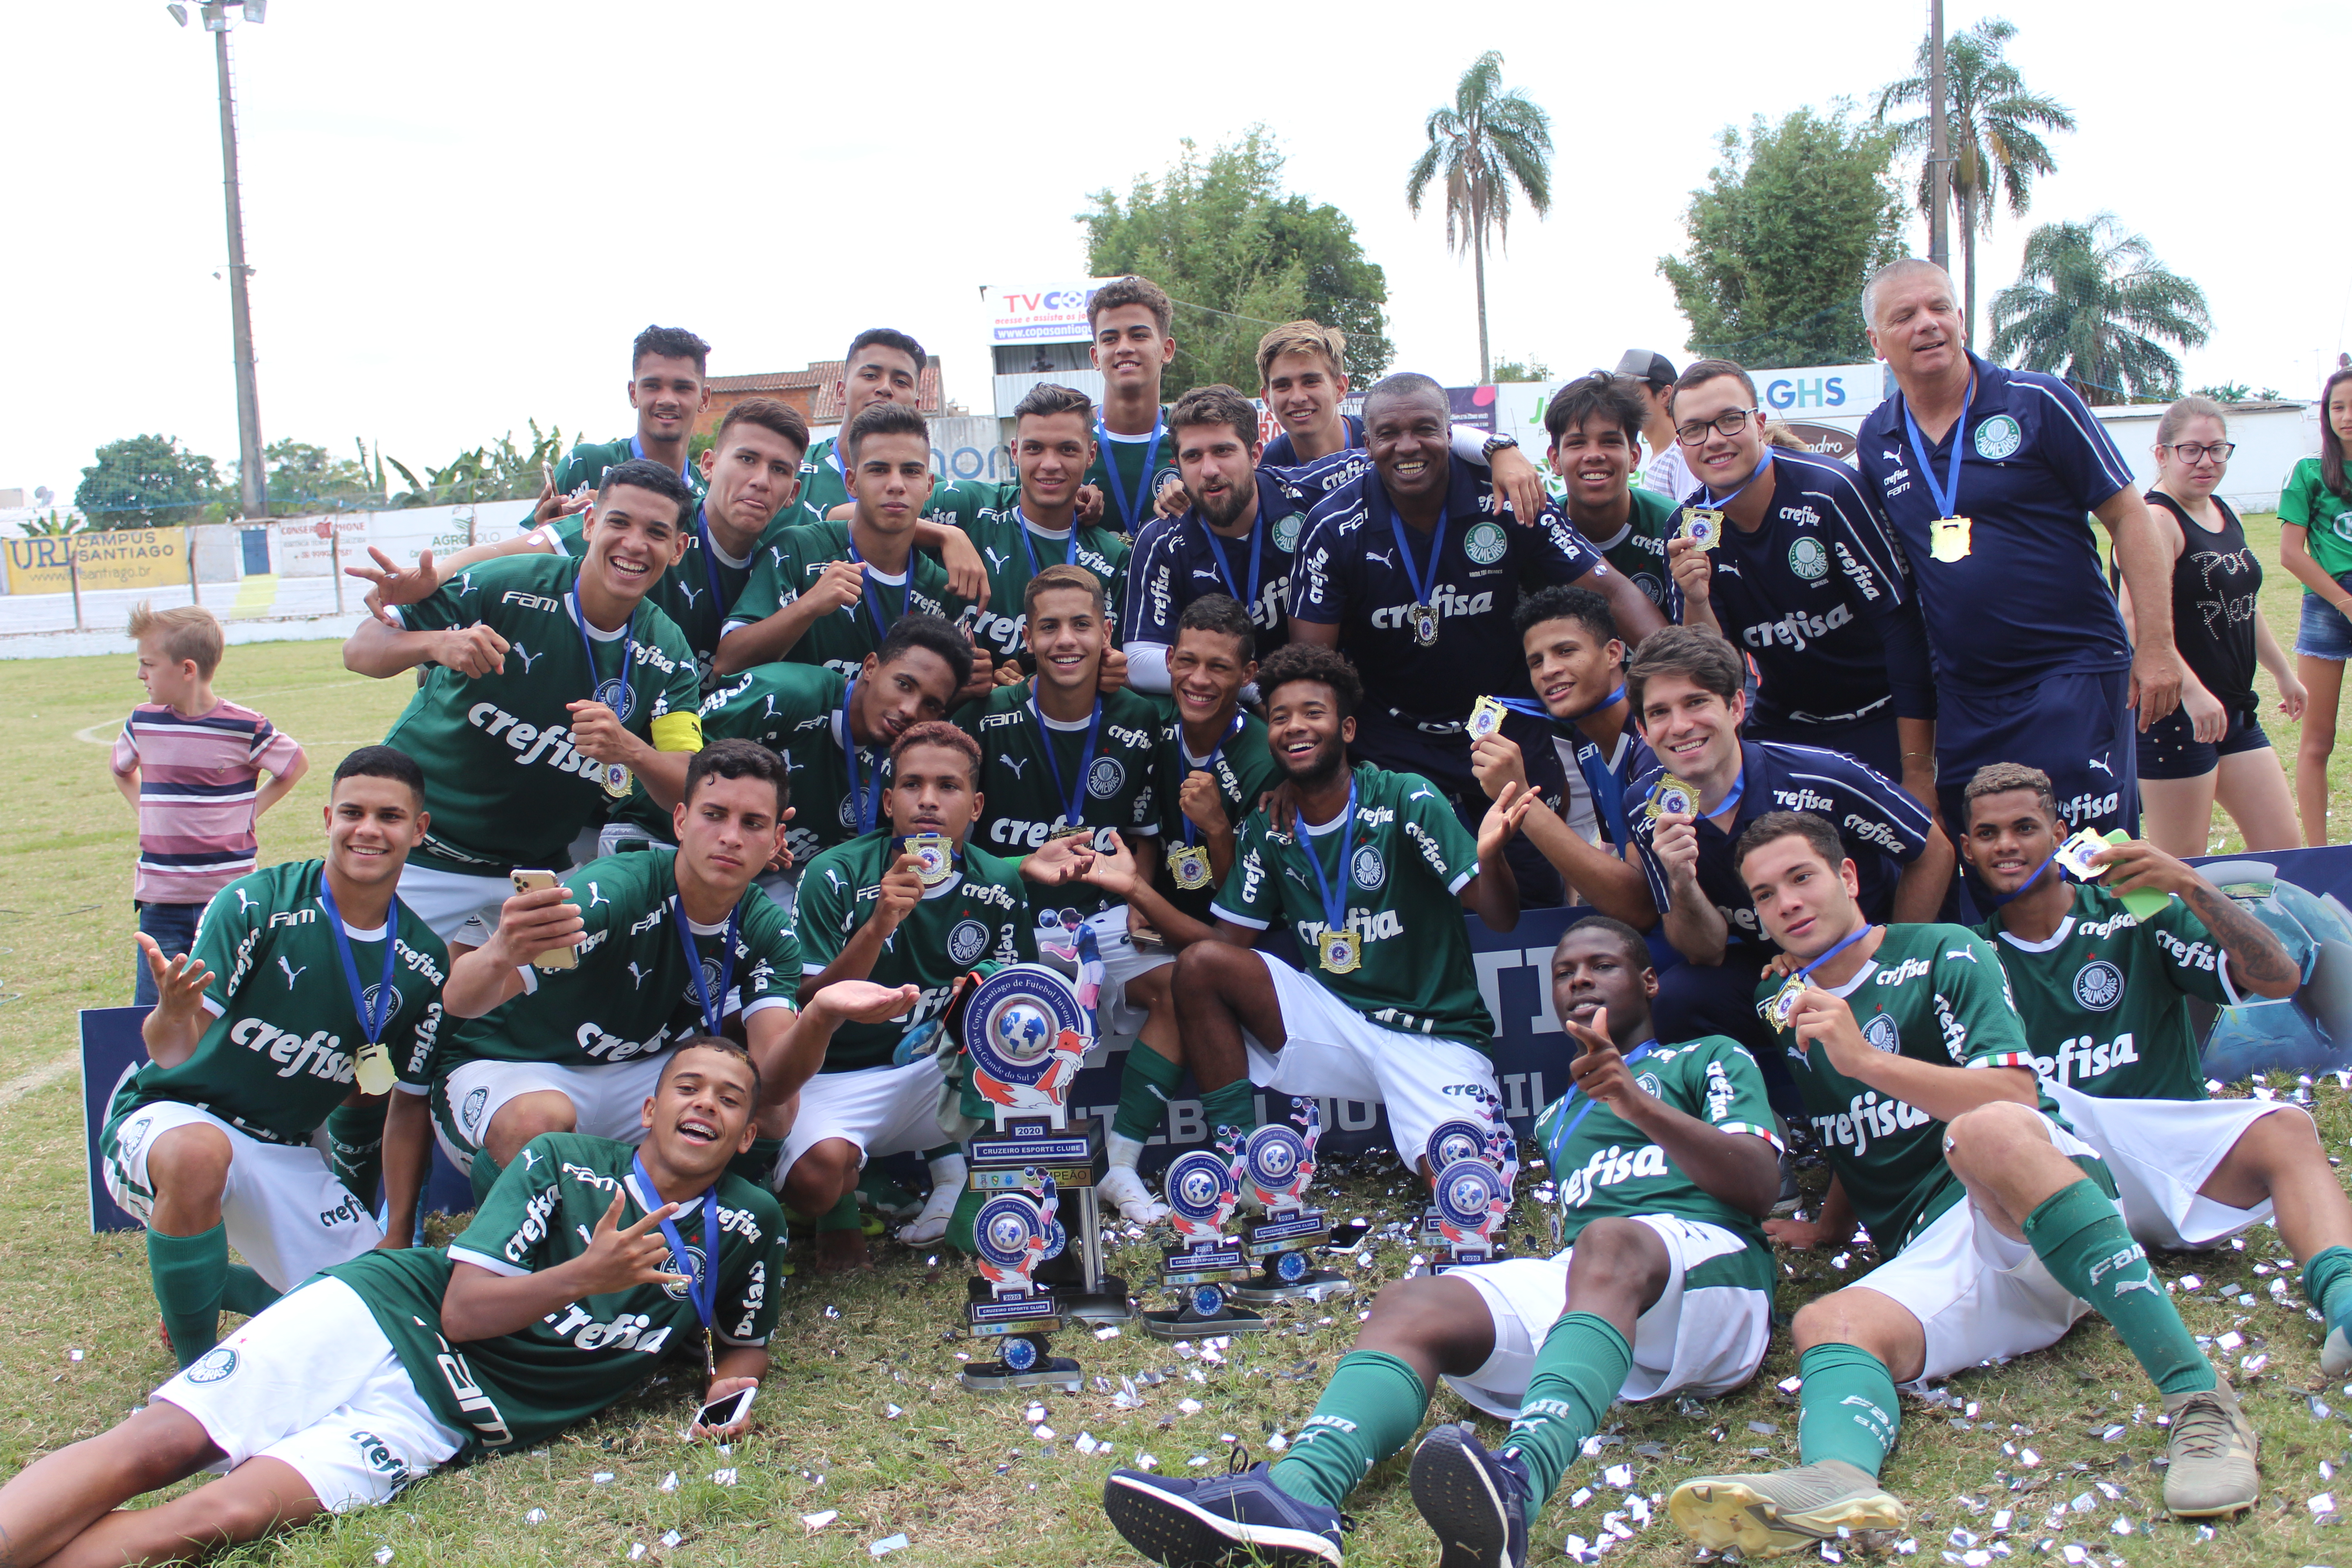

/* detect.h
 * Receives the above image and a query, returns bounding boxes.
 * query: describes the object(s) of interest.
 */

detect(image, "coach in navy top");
[1665,358,1936,797]
[1289,374,1665,893]
[1856,259,2187,839]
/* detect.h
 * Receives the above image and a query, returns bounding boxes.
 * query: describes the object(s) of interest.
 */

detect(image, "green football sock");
[1112,1044,1186,1144]
[219,1264,280,1318]
[1200,1078,1258,1142]
[468,1151,503,1208]
[1268,1350,1430,1512]
[2303,1245,2352,1339]
[1501,1312,1632,1507]
[1794,1343,1900,1476]
[2024,1178,2215,1396]
[815,1191,862,1233]
[148,1225,227,1368]
[323,1102,387,1206]
[729,1136,784,1190]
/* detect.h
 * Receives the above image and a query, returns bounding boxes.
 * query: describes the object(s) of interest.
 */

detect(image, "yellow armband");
[651,712,703,753]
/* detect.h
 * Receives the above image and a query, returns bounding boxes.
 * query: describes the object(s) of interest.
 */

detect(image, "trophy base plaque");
[1143,1241,1271,1338]
[960,1278,1082,1392]
[1231,1207,1349,1304]
[959,1348,1084,1393]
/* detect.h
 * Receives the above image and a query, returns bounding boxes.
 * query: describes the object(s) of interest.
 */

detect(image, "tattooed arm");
[2095,838,2301,999]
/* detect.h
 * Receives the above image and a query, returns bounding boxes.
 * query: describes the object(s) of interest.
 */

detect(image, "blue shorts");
[2135,702,2270,780]
[2296,583,2352,662]
[1937,667,2136,839]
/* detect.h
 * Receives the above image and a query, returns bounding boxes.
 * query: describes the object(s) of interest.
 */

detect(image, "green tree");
[1489,354,1551,383]
[1660,105,1906,368]
[384,422,568,509]
[1988,215,2211,402]
[1084,128,1392,393]
[260,438,384,514]
[1405,50,1552,384]
[74,434,222,529]
[1874,17,2076,348]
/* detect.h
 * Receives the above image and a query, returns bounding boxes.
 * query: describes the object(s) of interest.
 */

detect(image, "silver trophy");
[1418,1092,1520,1274]
[1232,1100,1348,1304]
[1142,1132,1269,1339]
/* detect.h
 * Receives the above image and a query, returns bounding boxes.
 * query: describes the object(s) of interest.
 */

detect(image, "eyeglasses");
[1674,408,1759,446]
[2164,441,2236,463]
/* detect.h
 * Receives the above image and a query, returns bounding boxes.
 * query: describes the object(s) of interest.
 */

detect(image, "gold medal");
[1465,696,1507,741]
[1680,508,1724,552]
[1047,823,1092,844]
[1765,972,1807,1033]
[1166,844,1213,891]
[1317,927,1362,975]
[1646,773,1699,819]
[1929,515,1972,563]
[599,760,634,799]
[1411,604,1440,647]
[906,833,954,887]
[353,1038,396,1096]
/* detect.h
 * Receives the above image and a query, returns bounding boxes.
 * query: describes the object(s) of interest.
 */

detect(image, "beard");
[1193,476,1254,531]
[1275,733,1347,789]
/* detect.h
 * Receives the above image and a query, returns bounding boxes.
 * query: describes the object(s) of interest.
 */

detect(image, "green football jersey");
[1086,422,1180,538]
[105,861,448,1148]
[1213,762,1494,1052]
[1575,489,1677,610]
[1532,1033,1776,1286]
[724,520,972,681]
[326,1132,782,1456]
[384,554,702,875]
[1764,922,2053,1252]
[697,663,890,868]
[1156,710,1282,926]
[960,497,1132,659]
[795,831,1037,1071]
[427,848,799,1081]
[551,436,709,510]
[1979,884,2239,1101]
[957,683,1162,915]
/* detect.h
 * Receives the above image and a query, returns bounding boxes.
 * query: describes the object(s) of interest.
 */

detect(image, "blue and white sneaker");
[1103,1460,1347,1567]
[1408,1422,1531,1568]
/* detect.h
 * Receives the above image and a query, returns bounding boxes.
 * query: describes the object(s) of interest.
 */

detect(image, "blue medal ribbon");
[671,892,741,1039]
[1388,495,1449,620]
[842,533,907,643]
[1296,777,1359,946]
[1791,921,1874,993]
[629,1152,719,1354]
[1986,849,2060,909]
[1013,506,1082,582]
[1546,1039,1656,1166]
[569,569,638,712]
[316,878,398,1047]
[1900,376,1976,521]
[691,504,728,616]
[1030,692,1103,836]
[1094,415,1166,535]
[1177,712,1246,848]
[1199,510,1265,615]
[836,679,887,836]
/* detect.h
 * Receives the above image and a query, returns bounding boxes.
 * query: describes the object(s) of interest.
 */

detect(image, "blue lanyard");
[1986,849,2060,909]
[1200,505,1265,612]
[842,532,905,643]
[1013,507,1081,581]
[1178,713,1246,847]
[570,571,637,709]
[1390,501,1449,611]
[1547,1039,1655,1165]
[1030,692,1103,833]
[691,505,727,614]
[1295,779,1358,940]
[1094,415,1166,534]
[1796,921,1874,987]
[1900,376,1976,520]
[1700,446,1774,511]
[836,680,886,836]
[316,879,398,1046]
[671,893,741,1038]
[629,1153,718,1338]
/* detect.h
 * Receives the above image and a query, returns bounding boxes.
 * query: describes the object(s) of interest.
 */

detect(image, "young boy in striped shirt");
[113,603,309,1006]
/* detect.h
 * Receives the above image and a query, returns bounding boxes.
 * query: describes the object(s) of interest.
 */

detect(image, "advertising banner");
[988,282,1111,345]
[3,529,188,596]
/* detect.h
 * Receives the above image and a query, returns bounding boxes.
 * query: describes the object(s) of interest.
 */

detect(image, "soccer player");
[1085,275,1186,536]
[1542,371,1679,611]
[412,742,833,1206]
[102,746,448,1367]
[1626,627,1950,1087]
[961,382,1132,666]
[1102,915,1779,1568]
[1466,586,1658,924]
[714,403,980,690]
[784,722,1043,1268]
[1613,349,1694,503]
[1960,763,2352,1367]
[696,615,971,876]
[533,323,713,521]
[0,1040,783,1563]
[1666,813,2258,1555]
[790,327,933,525]
[1258,319,1363,466]
[1662,358,1936,792]
[1290,372,1665,903]
[344,458,704,941]
[1857,258,2189,839]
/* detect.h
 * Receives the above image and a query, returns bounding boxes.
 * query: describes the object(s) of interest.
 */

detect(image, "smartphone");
[695,1386,756,1433]
[508,869,577,970]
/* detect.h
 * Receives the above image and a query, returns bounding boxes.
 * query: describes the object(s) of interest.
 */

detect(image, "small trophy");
[1233,1100,1348,1305]
[1417,1095,1520,1274]
[1142,1134,1269,1339]
[960,1170,1078,1391]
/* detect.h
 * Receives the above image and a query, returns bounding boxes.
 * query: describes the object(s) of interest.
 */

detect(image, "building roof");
[706,361,946,421]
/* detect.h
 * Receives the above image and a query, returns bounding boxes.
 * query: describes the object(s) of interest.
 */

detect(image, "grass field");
[4,530,2352,1568]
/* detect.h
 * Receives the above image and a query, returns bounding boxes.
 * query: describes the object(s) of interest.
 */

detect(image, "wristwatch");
[1480,433,1519,461]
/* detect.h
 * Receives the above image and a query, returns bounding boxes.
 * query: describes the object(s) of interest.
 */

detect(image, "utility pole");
[180,2,269,520]
[1926,0,1951,278]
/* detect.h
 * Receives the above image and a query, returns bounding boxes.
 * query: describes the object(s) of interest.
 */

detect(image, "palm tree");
[1987,215,2211,402]
[1874,17,2075,347]
[1406,51,1552,384]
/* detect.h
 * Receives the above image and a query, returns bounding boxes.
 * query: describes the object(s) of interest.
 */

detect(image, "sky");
[7,0,2348,510]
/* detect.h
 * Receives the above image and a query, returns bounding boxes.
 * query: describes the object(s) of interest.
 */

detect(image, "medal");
[1765,921,1873,1033]
[906,832,955,887]
[1029,690,1102,846]
[1297,777,1362,977]
[571,568,641,795]
[317,877,401,1096]
[1929,515,1972,563]
[837,679,887,836]
[1376,470,1451,652]
[1316,928,1361,974]
[1679,508,1723,551]
[1171,713,1244,892]
[1410,604,1440,646]
[1646,773,1700,819]
[600,760,634,799]
[631,1153,720,1382]
[1902,377,1979,566]
[1466,696,1508,741]
[1166,844,1212,890]
[2053,826,2112,882]
[1047,824,1093,843]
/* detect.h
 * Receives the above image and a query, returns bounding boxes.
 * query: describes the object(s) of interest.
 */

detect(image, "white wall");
[2088,402,2318,514]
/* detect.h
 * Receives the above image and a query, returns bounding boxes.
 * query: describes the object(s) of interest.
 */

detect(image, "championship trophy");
[956,965,1123,1393]
[1418,1093,1520,1274]
[1142,1132,1270,1338]
[1232,1100,1348,1305]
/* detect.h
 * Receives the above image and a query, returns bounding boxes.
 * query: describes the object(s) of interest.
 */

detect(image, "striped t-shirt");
[112,700,304,904]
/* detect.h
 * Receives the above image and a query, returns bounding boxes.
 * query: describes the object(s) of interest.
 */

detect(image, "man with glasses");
[1857,260,2188,843]
[1663,359,1936,796]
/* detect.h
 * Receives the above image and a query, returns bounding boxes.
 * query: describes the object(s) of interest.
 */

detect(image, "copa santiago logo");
[1086,758,1125,799]
[2073,960,2125,1012]
[1272,514,1303,553]
[1788,537,1829,582]
[1462,521,1509,566]
[1350,844,1385,890]
[1974,415,2023,461]
[593,676,637,723]
[185,1347,239,1383]
[947,918,991,966]
[1863,1013,1901,1054]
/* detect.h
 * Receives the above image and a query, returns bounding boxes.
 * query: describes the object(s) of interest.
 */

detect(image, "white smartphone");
[508,869,576,970]
[694,1385,756,1433]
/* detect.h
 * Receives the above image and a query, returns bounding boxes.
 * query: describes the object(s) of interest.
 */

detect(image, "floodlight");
[166,3,188,24]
